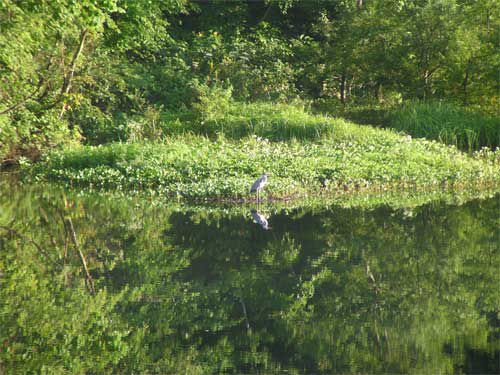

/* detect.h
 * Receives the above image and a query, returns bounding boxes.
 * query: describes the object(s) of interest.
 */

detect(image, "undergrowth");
[387,102,499,151]
[162,101,338,141]
[30,116,500,200]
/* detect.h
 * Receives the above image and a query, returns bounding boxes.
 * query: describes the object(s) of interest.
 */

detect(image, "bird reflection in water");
[250,209,270,230]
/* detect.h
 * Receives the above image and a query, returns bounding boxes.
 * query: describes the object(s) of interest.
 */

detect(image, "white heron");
[250,173,268,201]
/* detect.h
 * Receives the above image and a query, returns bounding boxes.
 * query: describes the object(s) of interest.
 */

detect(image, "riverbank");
[27,107,500,201]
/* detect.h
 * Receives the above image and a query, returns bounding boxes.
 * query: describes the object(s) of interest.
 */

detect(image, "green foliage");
[1,0,499,163]
[0,0,187,160]
[0,108,80,162]
[185,100,334,141]
[0,0,124,157]
[69,101,123,145]
[190,81,234,122]
[313,99,391,127]
[30,105,500,200]
[387,102,500,151]
[0,115,15,161]
[215,23,297,101]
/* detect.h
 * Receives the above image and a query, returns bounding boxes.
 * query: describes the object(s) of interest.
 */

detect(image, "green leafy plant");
[30,103,500,200]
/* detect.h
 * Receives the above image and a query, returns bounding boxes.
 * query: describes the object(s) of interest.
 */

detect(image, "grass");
[387,101,499,151]
[162,102,337,141]
[30,103,500,201]
[312,100,389,127]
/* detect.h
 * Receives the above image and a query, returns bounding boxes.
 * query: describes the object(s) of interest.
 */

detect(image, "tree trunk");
[486,9,490,35]
[59,28,88,118]
[61,29,88,96]
[376,81,383,103]
[347,75,355,100]
[340,73,346,105]
[423,70,430,101]
[462,67,470,106]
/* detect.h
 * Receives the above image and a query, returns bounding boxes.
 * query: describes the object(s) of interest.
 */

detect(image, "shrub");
[190,81,234,122]
[69,103,123,145]
[187,24,297,102]
[0,115,16,162]
[0,109,79,164]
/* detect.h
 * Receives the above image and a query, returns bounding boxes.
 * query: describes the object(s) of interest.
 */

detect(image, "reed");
[387,102,499,151]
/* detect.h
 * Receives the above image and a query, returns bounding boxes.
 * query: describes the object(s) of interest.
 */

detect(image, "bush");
[387,101,499,151]
[190,81,234,122]
[0,109,79,164]
[69,103,123,145]
[0,115,16,162]
[187,24,297,102]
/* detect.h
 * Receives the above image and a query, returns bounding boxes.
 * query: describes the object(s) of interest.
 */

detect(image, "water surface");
[1,180,499,374]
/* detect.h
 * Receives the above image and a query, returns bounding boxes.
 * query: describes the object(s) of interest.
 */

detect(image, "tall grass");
[162,102,337,141]
[387,102,499,151]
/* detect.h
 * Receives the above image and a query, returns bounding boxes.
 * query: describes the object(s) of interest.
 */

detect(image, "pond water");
[1,178,499,374]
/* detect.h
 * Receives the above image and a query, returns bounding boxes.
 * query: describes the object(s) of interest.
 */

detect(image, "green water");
[0,178,499,374]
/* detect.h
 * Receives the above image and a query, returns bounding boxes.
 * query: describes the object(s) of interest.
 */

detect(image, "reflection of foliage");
[0,182,499,373]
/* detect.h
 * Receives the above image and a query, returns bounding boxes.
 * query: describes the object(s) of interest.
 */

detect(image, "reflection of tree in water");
[0,184,499,374]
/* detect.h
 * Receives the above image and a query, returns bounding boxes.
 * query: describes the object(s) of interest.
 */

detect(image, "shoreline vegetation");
[386,102,499,151]
[4,174,499,214]
[27,103,500,202]
[1,1,499,206]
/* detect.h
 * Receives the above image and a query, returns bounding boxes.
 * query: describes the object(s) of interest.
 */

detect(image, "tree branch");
[58,28,89,118]
[60,28,89,97]
[65,217,95,294]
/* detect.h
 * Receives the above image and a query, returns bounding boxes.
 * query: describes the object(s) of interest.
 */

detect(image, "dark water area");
[1,179,499,374]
